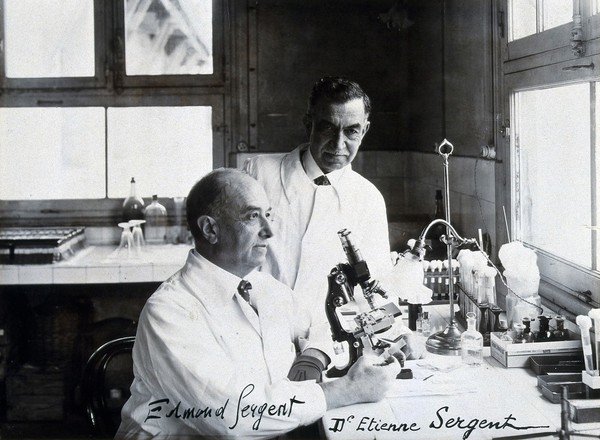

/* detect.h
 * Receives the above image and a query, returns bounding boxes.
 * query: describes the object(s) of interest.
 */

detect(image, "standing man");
[244,77,392,327]
[115,169,400,439]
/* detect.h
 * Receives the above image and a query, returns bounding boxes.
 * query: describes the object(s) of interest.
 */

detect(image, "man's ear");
[198,215,219,244]
[362,120,371,136]
[302,114,313,138]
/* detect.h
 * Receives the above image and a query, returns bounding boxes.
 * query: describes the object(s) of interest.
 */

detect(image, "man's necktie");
[313,175,331,186]
[237,280,257,314]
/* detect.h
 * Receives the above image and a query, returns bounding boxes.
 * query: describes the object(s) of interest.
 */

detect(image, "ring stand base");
[425,322,462,356]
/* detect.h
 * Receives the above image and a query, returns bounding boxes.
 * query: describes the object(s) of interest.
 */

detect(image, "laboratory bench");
[0,304,596,440]
[0,243,192,286]
[322,304,600,440]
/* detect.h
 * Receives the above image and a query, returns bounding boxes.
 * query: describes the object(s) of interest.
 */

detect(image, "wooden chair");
[80,336,135,437]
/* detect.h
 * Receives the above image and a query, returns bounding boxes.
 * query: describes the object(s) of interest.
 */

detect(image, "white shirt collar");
[182,249,250,309]
[302,146,346,186]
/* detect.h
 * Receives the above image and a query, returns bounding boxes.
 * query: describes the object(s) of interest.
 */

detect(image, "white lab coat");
[244,144,392,327]
[115,250,326,440]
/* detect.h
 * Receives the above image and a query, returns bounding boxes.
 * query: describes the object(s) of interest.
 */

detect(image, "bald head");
[186,168,274,277]
[187,169,259,240]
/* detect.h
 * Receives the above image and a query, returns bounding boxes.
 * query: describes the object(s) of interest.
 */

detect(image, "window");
[0,107,106,200]
[512,84,595,270]
[0,106,213,200]
[4,0,96,78]
[499,0,600,304]
[0,0,225,223]
[106,106,213,198]
[124,0,213,76]
[508,0,572,41]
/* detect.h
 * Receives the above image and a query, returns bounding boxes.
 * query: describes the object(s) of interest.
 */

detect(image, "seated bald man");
[115,168,400,440]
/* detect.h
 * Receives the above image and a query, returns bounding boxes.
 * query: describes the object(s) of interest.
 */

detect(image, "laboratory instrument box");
[490,331,582,368]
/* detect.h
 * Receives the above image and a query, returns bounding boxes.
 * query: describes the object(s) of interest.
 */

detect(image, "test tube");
[576,315,596,376]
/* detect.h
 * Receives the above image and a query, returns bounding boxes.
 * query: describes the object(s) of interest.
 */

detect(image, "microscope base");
[425,323,462,356]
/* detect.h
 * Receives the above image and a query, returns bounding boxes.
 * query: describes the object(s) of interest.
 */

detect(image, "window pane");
[516,84,592,268]
[0,108,106,199]
[124,0,213,76]
[542,0,572,31]
[4,0,95,78]
[509,0,537,41]
[107,106,212,198]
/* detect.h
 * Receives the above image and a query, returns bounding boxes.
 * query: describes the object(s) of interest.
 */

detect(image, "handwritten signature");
[328,406,550,440]
[144,383,304,431]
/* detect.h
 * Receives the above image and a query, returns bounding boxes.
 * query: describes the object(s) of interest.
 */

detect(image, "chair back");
[81,336,135,436]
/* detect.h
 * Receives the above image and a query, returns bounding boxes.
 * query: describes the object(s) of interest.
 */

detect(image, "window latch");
[499,119,510,138]
[562,63,594,71]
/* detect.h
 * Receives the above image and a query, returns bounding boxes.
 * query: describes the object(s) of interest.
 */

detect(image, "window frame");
[0,0,107,90]
[0,0,229,227]
[114,0,225,88]
[497,0,600,306]
[0,94,225,227]
[0,0,225,90]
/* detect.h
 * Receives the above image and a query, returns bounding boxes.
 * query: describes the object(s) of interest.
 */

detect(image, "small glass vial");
[461,311,483,366]
[522,317,535,343]
[408,303,422,331]
[513,323,526,343]
[421,311,431,336]
[552,315,568,340]
[536,315,551,341]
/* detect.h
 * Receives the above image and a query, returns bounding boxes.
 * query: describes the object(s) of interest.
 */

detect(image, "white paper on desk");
[385,375,478,398]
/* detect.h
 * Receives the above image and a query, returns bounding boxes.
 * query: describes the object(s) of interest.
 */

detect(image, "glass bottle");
[144,195,168,244]
[408,303,422,331]
[428,189,447,261]
[421,311,431,336]
[461,311,483,366]
[123,177,145,222]
[416,312,423,334]
[552,315,568,340]
[536,315,551,341]
[522,317,535,343]
[513,323,526,343]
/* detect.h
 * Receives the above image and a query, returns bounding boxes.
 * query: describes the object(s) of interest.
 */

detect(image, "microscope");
[325,229,403,377]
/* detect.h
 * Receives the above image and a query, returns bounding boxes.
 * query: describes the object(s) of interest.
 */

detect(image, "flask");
[461,311,483,366]
[123,177,145,222]
[144,195,168,244]
[428,190,447,261]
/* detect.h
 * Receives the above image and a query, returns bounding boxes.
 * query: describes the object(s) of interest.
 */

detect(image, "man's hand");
[319,354,400,410]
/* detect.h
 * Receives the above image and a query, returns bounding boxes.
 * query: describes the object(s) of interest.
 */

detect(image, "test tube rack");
[423,267,459,303]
